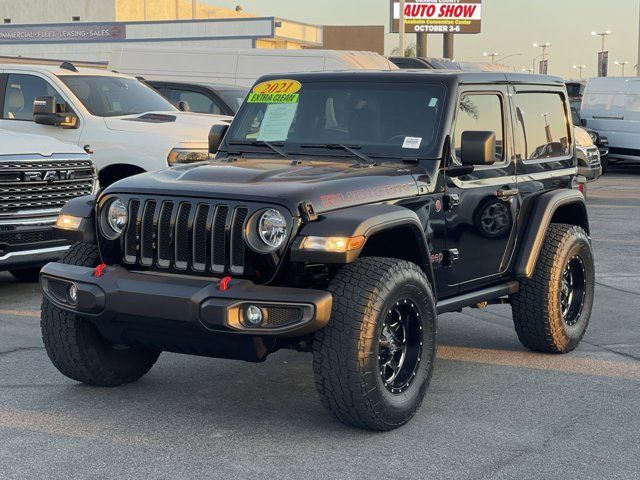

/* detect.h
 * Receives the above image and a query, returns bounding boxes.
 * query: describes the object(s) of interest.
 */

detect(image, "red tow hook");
[218,276,232,292]
[93,263,107,277]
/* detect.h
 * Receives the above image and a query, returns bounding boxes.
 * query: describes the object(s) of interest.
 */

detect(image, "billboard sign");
[598,51,609,77]
[391,0,482,34]
[0,23,126,44]
[539,59,548,75]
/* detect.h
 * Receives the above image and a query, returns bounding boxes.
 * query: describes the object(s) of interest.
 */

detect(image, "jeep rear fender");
[514,189,589,278]
[291,203,435,286]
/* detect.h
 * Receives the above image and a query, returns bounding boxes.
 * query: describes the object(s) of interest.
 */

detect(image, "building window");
[72,16,80,22]
[3,18,10,24]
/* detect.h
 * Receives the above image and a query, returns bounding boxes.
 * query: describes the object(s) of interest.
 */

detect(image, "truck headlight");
[100,198,128,240]
[588,131,598,143]
[167,148,210,166]
[246,208,288,253]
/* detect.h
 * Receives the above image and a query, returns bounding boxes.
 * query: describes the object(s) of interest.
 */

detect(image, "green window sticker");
[248,92,299,104]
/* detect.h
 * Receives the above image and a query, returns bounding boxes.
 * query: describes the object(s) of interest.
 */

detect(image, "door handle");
[496,187,519,198]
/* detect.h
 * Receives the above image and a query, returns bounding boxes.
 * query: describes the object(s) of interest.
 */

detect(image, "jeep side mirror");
[460,131,496,166]
[33,96,78,129]
[177,101,190,112]
[209,124,229,154]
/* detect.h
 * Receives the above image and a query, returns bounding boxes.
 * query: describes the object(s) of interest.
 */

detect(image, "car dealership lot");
[0,171,638,480]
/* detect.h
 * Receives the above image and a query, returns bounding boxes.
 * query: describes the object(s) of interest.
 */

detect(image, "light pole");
[522,68,535,74]
[573,64,587,79]
[496,53,522,63]
[483,52,500,63]
[592,30,613,53]
[533,42,552,61]
[615,61,629,76]
[533,43,552,73]
[592,30,612,77]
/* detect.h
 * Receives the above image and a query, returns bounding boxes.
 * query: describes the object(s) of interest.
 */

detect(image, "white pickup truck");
[0,130,98,282]
[0,63,231,186]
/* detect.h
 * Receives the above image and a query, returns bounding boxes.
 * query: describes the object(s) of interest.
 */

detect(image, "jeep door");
[443,85,520,292]
[0,71,82,145]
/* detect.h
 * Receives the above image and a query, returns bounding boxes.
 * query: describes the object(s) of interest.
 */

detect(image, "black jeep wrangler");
[40,71,595,431]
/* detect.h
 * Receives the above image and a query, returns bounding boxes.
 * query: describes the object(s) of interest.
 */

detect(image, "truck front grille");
[0,158,95,215]
[122,198,250,276]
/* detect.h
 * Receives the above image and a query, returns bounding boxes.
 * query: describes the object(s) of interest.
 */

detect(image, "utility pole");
[399,0,406,56]
[638,1,640,76]
[192,0,196,19]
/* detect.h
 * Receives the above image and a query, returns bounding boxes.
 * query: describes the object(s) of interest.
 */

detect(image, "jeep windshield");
[60,75,176,117]
[225,81,447,160]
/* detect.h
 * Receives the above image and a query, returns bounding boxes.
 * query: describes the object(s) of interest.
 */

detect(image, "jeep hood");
[103,111,231,140]
[107,158,428,214]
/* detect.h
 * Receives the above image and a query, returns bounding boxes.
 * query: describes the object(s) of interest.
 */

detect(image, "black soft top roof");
[255,70,565,87]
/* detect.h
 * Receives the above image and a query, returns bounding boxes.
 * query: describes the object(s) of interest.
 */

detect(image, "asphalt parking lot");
[0,169,638,480]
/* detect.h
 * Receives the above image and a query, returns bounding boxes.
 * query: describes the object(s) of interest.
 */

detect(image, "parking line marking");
[0,309,40,318]
[438,345,640,380]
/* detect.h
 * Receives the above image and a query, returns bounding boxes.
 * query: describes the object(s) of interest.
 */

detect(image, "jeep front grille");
[122,198,250,276]
[0,157,95,216]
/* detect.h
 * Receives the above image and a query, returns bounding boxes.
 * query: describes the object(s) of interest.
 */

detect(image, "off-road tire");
[41,242,160,386]
[10,267,42,283]
[313,257,437,431]
[511,224,594,353]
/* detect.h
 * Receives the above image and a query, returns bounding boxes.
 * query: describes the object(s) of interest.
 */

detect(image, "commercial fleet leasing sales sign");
[391,0,482,34]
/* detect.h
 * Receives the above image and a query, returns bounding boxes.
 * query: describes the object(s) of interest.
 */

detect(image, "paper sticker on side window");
[248,79,302,104]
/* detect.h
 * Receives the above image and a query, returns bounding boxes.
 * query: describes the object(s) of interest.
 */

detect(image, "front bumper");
[40,263,332,339]
[0,220,69,270]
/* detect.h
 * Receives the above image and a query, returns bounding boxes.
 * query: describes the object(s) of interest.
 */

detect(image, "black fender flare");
[290,203,435,285]
[514,189,589,278]
[53,194,97,244]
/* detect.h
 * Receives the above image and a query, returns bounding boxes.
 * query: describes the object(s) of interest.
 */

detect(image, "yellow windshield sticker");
[248,79,302,103]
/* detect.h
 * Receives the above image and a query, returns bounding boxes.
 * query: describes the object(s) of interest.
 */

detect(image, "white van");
[581,77,640,165]
[0,63,231,186]
[108,47,398,88]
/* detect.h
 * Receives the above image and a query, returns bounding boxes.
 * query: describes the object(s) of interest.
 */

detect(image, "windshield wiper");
[300,144,375,165]
[227,140,289,159]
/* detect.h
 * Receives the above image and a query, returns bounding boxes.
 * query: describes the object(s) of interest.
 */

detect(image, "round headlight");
[258,209,288,250]
[101,198,128,239]
[589,131,598,143]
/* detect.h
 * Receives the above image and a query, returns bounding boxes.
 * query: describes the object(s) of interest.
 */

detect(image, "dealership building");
[0,0,325,63]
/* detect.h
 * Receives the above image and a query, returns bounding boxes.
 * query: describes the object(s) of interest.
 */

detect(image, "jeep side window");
[2,74,63,121]
[453,94,504,163]
[513,92,571,160]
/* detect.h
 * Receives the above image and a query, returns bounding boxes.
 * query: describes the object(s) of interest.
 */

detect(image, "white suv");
[0,63,231,186]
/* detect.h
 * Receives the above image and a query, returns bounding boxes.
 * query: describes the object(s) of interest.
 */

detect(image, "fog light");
[68,283,78,305]
[244,305,263,327]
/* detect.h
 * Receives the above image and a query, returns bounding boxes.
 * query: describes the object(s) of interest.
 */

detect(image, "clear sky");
[205,0,639,79]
